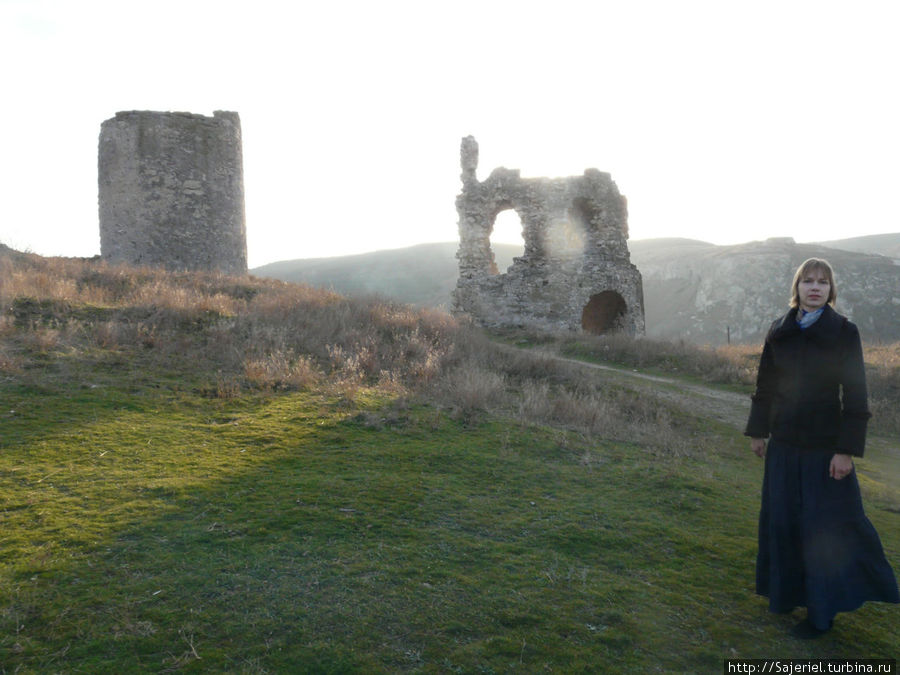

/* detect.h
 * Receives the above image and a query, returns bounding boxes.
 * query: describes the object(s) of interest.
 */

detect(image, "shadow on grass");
[2,379,899,673]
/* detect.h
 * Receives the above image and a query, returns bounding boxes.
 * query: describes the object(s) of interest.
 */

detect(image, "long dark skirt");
[757,439,899,629]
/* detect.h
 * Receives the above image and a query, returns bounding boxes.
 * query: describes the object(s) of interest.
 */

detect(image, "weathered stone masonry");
[452,136,645,335]
[98,110,247,274]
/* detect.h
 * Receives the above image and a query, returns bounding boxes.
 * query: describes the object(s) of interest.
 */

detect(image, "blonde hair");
[789,257,837,308]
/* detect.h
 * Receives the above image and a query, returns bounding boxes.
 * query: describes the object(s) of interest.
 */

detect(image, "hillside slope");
[630,237,900,344]
[252,242,523,310]
[3,248,899,671]
[253,236,900,344]
[814,232,900,260]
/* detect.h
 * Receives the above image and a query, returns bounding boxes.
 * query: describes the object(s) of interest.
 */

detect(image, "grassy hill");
[2,249,899,672]
[251,242,520,309]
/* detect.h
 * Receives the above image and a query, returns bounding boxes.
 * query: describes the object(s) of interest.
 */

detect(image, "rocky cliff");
[629,237,900,344]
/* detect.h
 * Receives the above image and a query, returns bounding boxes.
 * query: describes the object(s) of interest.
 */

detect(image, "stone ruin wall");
[98,110,247,275]
[452,136,645,335]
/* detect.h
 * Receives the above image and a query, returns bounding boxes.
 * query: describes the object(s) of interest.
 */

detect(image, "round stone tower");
[98,110,247,274]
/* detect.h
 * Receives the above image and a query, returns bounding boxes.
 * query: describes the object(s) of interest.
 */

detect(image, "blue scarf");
[797,307,824,330]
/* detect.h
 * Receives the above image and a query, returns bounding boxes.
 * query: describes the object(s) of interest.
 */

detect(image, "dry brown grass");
[0,249,459,400]
[864,343,900,433]
[430,328,700,455]
[714,340,900,435]
[5,247,895,447]
[1,249,705,456]
[546,328,900,436]
[555,332,758,387]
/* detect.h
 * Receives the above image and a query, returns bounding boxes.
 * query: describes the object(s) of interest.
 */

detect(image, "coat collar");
[769,304,845,345]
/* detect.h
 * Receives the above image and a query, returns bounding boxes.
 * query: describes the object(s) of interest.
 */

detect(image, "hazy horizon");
[247,230,900,267]
[3,1,899,268]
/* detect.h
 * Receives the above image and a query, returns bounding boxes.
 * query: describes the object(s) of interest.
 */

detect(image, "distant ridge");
[252,242,522,309]
[252,235,900,344]
[813,233,900,260]
[631,237,900,343]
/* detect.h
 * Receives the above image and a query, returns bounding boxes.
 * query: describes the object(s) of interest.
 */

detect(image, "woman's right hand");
[751,438,767,458]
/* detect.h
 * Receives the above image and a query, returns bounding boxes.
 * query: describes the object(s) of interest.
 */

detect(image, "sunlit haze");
[2,0,898,268]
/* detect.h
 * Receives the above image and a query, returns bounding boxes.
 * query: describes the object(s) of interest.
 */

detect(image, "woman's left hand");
[829,453,854,480]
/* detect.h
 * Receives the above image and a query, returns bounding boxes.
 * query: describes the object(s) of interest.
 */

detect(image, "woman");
[745,257,899,639]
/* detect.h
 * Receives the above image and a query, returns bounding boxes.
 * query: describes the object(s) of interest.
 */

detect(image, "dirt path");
[543,351,900,507]
[544,352,752,430]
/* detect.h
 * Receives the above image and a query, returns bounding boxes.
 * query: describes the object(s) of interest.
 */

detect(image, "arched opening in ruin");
[489,208,525,274]
[581,291,627,334]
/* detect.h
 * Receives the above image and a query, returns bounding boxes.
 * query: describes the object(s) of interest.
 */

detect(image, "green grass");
[2,354,899,673]
[0,249,897,672]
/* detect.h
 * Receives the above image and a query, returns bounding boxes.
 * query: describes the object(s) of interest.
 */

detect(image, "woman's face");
[797,268,830,312]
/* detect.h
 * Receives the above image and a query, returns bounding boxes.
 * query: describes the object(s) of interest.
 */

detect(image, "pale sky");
[1,0,898,268]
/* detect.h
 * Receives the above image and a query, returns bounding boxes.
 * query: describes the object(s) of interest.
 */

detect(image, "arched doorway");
[582,291,627,334]
[489,208,525,274]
